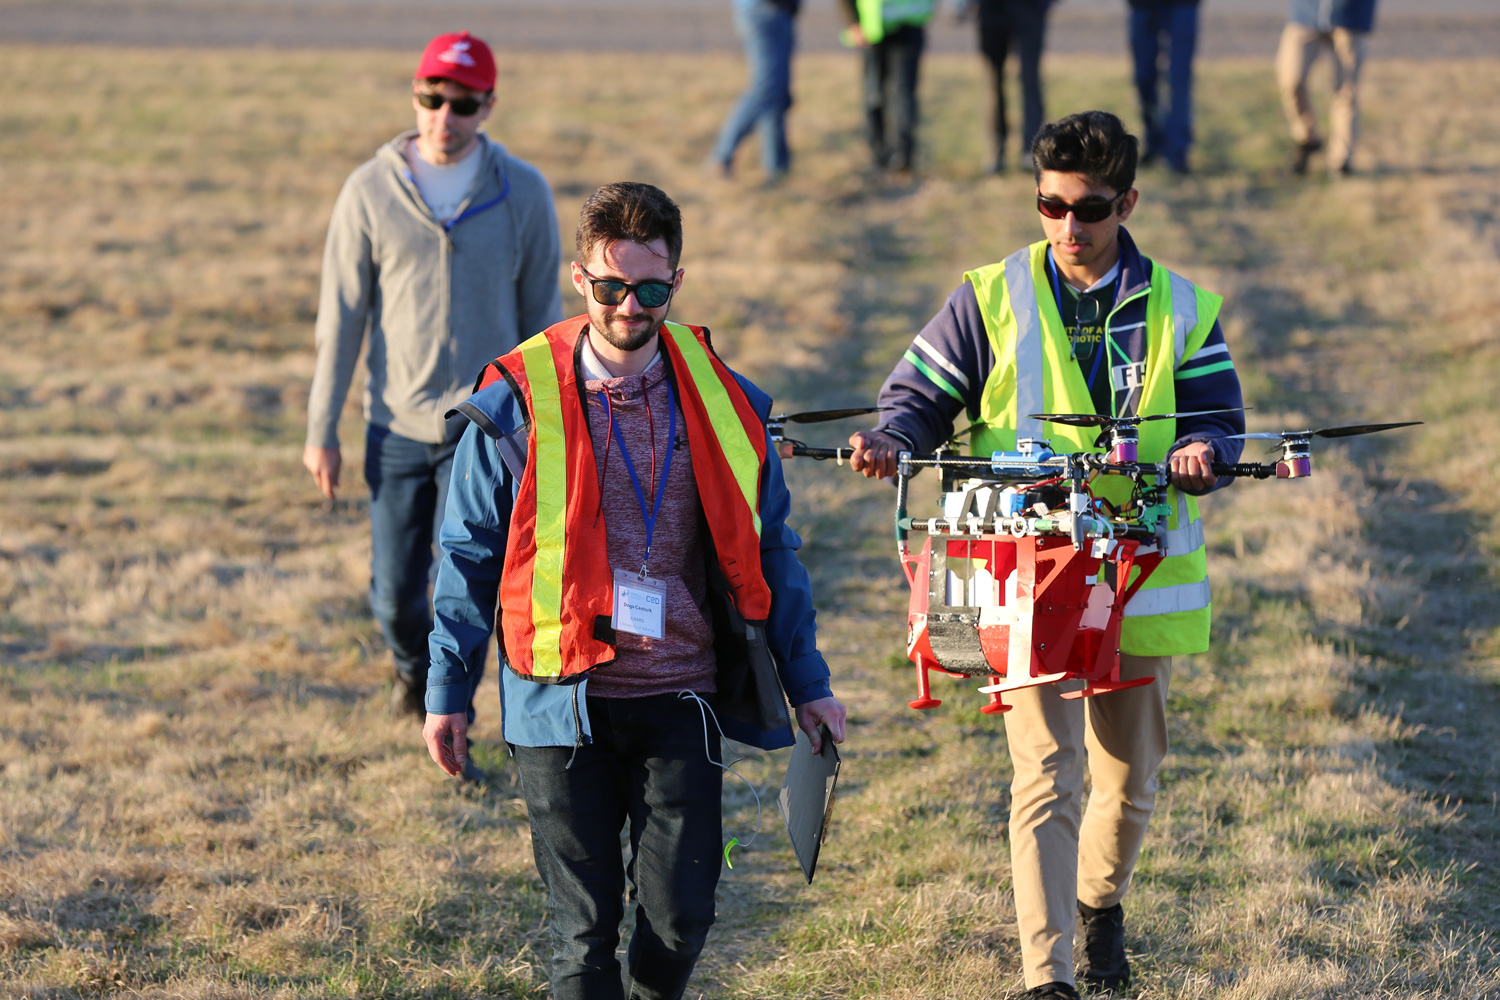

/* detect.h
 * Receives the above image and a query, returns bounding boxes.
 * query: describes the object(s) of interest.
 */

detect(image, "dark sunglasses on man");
[415,92,488,116]
[1036,190,1127,224]
[580,267,676,309]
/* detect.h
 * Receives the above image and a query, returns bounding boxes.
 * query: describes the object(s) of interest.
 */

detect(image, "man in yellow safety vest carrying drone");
[849,110,1246,998]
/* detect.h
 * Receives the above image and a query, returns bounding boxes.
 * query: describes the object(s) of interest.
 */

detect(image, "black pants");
[513,694,724,1000]
[863,24,926,171]
[978,0,1048,169]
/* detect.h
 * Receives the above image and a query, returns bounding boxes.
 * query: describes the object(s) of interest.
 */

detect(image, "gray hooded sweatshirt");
[306,130,563,448]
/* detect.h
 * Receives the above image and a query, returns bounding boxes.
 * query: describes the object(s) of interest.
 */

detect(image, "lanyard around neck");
[600,377,677,577]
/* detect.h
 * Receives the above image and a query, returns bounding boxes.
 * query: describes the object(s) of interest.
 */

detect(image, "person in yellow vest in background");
[848,111,1245,999]
[840,0,937,173]
[423,181,846,1000]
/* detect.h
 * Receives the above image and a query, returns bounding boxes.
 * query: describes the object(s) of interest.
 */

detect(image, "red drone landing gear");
[904,532,1162,712]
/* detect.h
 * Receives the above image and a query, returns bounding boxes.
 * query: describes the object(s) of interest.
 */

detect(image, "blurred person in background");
[960,0,1053,174]
[845,111,1244,998]
[1127,0,1199,174]
[841,0,937,174]
[303,31,562,727]
[710,0,801,181]
[1277,0,1377,175]
[422,182,846,1000]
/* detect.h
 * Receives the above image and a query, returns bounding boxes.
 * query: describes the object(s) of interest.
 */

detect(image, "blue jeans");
[513,695,724,1000]
[364,421,461,685]
[712,0,796,176]
[1129,3,1198,170]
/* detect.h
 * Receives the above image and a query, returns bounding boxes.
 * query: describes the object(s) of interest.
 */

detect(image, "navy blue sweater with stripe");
[873,229,1246,493]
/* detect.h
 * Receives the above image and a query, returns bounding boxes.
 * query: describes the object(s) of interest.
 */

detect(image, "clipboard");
[777,724,841,883]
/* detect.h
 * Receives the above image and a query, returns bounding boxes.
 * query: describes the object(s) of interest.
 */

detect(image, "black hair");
[1031,111,1139,196]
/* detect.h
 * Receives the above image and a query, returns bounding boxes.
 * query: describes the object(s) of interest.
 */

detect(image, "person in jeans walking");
[423,182,847,1000]
[1277,0,1378,175]
[711,0,800,180]
[303,31,562,722]
[1127,0,1200,173]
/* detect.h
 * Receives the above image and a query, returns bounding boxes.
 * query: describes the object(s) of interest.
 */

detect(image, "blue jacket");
[874,228,1246,489]
[425,345,833,751]
[1288,0,1377,32]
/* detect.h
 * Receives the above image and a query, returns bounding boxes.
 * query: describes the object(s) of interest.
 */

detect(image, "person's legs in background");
[711,0,795,179]
[1328,26,1368,173]
[365,419,462,719]
[1129,7,1165,165]
[1014,1,1048,165]
[977,2,1013,173]
[1161,1,1199,172]
[366,424,438,716]
[1276,20,1326,174]
[862,38,890,168]
[887,23,926,172]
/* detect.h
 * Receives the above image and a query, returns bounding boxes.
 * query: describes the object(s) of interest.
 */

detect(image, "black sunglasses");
[415,92,487,116]
[580,267,675,309]
[1076,292,1104,326]
[1037,191,1126,224]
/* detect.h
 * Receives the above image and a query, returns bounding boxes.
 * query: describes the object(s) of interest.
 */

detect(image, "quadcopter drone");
[772,405,1420,715]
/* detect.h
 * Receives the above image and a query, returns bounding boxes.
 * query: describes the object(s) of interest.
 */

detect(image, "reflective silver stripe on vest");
[1159,490,1205,556]
[1004,247,1045,442]
[1168,270,1199,368]
[1124,578,1212,617]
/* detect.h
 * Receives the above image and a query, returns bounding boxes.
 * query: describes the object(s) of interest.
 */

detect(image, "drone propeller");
[1225,421,1422,442]
[1306,421,1423,438]
[769,405,890,425]
[1029,407,1247,429]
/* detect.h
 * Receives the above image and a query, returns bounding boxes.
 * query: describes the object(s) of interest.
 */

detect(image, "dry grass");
[1,43,1498,998]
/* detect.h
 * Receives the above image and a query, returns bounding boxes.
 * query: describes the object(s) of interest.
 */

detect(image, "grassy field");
[1,43,1498,999]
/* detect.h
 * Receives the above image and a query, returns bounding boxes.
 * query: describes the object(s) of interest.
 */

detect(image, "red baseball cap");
[414,31,496,93]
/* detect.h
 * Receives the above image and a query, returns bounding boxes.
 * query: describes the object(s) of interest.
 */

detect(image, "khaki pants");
[1003,654,1171,988]
[1276,22,1368,171]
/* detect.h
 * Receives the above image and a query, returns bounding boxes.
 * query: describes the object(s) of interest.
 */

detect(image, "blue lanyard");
[402,162,511,232]
[444,167,510,233]
[601,378,677,575]
[1047,251,1109,395]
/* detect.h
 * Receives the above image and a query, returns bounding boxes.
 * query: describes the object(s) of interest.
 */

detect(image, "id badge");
[612,569,667,640]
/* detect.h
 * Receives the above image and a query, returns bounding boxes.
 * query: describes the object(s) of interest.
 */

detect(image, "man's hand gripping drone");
[775,408,1419,714]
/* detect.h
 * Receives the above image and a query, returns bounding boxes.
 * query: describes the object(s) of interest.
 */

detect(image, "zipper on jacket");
[565,684,584,770]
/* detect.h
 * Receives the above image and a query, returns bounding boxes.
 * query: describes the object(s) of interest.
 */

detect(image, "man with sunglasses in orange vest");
[422,182,847,1000]
[847,111,1244,998]
[304,32,562,724]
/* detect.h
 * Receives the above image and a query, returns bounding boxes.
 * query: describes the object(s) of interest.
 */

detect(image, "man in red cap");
[305,31,563,737]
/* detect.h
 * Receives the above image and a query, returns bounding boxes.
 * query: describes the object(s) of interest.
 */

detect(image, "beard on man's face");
[592,310,664,354]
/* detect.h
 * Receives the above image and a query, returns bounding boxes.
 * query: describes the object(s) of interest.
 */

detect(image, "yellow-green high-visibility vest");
[964,239,1224,656]
[855,0,936,44]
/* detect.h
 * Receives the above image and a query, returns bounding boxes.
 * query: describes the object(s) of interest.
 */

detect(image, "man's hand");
[423,712,469,777]
[848,429,903,480]
[1168,441,1217,493]
[303,445,342,501]
[795,696,848,754]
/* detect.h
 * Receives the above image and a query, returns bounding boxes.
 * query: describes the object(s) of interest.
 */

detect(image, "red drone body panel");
[904,534,1163,713]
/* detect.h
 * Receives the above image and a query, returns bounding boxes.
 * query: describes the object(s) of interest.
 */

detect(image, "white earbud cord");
[677,690,762,864]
